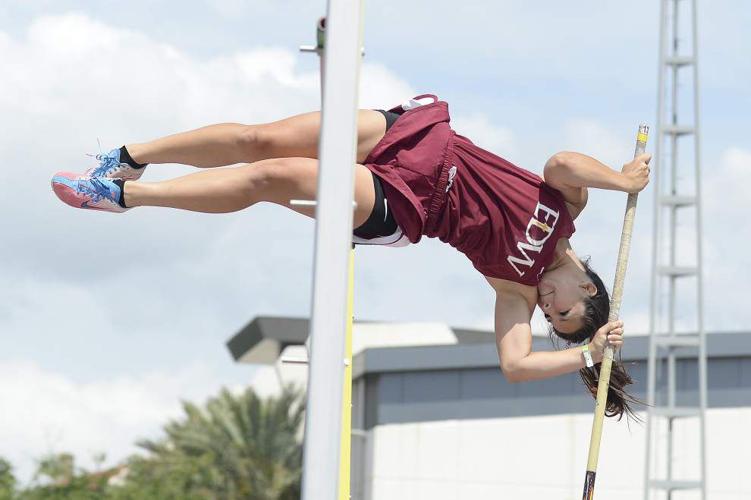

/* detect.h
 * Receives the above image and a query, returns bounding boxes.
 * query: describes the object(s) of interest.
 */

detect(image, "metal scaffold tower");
[644,0,707,498]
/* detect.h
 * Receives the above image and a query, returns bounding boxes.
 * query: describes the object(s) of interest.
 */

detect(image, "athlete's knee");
[546,151,575,169]
[245,158,301,202]
[237,124,276,158]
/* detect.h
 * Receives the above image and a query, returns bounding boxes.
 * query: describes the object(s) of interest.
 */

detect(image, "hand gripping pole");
[581,124,649,500]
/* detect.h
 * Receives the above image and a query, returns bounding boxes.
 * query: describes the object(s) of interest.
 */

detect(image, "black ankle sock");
[119,146,148,169]
[113,179,127,208]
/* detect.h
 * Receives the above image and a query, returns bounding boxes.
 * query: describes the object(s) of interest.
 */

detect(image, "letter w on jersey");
[507,203,560,277]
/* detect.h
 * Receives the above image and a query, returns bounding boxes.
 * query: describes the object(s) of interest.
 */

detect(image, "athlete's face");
[537,266,597,334]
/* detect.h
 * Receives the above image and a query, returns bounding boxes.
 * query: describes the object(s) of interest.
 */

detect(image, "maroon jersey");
[363,95,575,286]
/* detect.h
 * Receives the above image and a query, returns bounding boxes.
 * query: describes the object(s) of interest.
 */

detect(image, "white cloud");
[451,113,517,159]
[359,62,416,109]
[705,148,750,210]
[703,147,751,330]
[205,0,250,18]
[0,359,240,483]
[562,119,635,166]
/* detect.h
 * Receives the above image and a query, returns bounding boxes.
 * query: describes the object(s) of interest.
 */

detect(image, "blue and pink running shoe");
[85,148,144,181]
[51,174,128,213]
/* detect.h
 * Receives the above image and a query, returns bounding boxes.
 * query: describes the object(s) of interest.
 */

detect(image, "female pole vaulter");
[52,95,650,419]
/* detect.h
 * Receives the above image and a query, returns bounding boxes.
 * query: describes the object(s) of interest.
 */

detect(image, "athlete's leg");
[123,158,377,226]
[124,110,388,168]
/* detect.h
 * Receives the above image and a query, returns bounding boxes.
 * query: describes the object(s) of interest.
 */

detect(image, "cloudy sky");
[1,0,748,482]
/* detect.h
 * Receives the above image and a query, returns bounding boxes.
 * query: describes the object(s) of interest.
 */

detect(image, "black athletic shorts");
[352,109,400,240]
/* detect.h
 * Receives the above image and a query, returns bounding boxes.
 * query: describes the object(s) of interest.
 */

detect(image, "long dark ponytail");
[549,259,643,422]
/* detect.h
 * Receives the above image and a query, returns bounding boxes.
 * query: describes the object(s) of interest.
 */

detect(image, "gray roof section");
[227,316,309,364]
[352,332,751,379]
[226,316,497,364]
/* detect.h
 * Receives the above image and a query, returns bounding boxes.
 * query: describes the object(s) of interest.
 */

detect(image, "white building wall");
[363,408,751,500]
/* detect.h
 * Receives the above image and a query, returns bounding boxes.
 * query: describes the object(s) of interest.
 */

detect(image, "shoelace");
[75,177,116,203]
[85,139,125,177]
[90,151,122,177]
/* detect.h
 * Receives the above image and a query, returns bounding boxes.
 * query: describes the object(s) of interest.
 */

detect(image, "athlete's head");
[536,257,604,336]
[541,258,640,421]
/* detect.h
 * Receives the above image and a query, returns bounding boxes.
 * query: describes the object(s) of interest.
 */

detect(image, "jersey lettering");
[507,203,560,277]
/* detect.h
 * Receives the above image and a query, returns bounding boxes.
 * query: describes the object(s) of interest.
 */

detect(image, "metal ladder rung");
[664,56,695,67]
[652,407,702,418]
[654,335,700,347]
[660,195,696,207]
[649,480,702,491]
[657,266,697,277]
[662,125,695,136]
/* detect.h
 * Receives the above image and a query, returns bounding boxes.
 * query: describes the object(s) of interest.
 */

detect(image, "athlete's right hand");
[588,320,625,363]
[621,153,652,193]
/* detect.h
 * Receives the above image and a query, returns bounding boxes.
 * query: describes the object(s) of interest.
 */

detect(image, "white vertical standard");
[301,1,364,500]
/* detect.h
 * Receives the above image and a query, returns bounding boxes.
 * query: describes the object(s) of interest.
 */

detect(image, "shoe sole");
[52,172,85,208]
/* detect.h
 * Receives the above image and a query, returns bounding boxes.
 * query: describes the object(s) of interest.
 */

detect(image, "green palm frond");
[125,384,304,500]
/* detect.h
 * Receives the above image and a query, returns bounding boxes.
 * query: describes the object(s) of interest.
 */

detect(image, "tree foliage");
[10,385,305,500]
[0,458,16,500]
[118,384,304,499]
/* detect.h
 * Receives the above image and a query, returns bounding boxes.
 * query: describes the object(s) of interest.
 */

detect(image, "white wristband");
[582,344,594,368]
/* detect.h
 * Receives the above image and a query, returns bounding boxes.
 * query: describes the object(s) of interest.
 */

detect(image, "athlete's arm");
[493,285,594,383]
[543,151,651,213]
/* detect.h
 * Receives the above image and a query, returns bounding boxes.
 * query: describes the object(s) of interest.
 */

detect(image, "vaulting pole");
[581,124,649,500]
